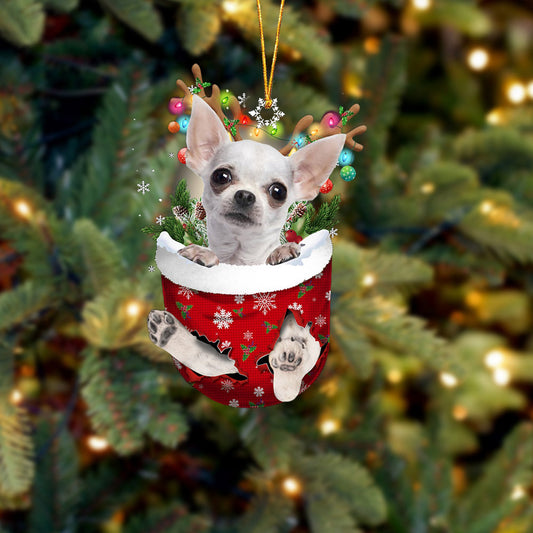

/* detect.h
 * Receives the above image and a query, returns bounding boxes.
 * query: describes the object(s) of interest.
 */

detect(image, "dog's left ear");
[289,134,346,201]
[186,95,231,175]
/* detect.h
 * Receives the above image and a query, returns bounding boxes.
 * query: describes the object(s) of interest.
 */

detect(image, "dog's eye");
[211,168,232,185]
[269,182,287,202]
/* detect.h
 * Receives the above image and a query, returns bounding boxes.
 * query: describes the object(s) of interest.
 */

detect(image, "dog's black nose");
[234,190,255,208]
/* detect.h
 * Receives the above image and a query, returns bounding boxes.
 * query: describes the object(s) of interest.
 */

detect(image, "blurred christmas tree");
[1,0,533,531]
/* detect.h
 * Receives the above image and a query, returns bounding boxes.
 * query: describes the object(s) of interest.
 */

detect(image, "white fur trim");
[156,230,332,295]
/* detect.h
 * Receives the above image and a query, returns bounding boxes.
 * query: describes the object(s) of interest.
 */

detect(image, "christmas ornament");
[168,121,180,133]
[177,147,187,164]
[320,179,333,194]
[168,98,184,115]
[178,115,190,132]
[340,165,357,181]
[338,148,354,166]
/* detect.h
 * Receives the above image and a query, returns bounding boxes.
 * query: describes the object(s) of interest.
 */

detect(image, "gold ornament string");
[256,0,286,109]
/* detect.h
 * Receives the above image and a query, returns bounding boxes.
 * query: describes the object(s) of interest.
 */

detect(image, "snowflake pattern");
[329,227,338,238]
[234,295,245,304]
[254,387,264,397]
[249,98,285,128]
[243,330,253,341]
[148,265,155,272]
[220,340,232,351]
[213,307,233,329]
[177,285,196,300]
[156,215,165,225]
[325,291,331,301]
[315,314,327,327]
[229,399,239,408]
[315,271,323,279]
[288,302,303,313]
[168,152,175,158]
[238,92,248,108]
[137,180,150,194]
[220,379,234,392]
[253,293,277,315]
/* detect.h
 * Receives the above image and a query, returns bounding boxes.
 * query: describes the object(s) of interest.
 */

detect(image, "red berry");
[177,147,187,164]
[295,236,303,243]
[168,121,180,133]
[320,179,333,194]
[285,229,298,242]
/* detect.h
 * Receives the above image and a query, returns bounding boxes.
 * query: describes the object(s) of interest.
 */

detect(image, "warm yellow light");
[420,182,435,194]
[507,82,526,104]
[412,0,432,10]
[282,476,302,496]
[222,0,240,14]
[465,290,483,308]
[527,81,533,99]
[10,389,23,405]
[14,199,32,219]
[387,369,403,384]
[364,37,381,55]
[320,418,340,436]
[453,405,468,421]
[467,48,489,71]
[362,273,376,287]
[254,128,260,137]
[87,435,109,451]
[480,201,494,214]
[440,372,458,388]
[510,484,526,501]
[493,367,511,386]
[125,300,142,318]
[288,147,298,157]
[486,109,502,125]
[485,349,505,369]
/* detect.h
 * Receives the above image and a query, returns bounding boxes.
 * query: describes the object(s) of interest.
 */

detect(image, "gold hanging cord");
[256,0,286,109]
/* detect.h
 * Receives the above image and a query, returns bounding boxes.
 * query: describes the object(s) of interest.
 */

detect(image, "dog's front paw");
[178,244,219,267]
[266,242,301,266]
[148,310,178,348]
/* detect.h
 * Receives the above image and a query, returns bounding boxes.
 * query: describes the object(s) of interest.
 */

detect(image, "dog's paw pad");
[148,310,178,348]
[266,242,301,266]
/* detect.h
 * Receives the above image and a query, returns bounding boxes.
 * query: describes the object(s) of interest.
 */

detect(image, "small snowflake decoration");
[156,215,165,225]
[329,228,338,238]
[177,285,196,300]
[238,92,248,108]
[229,399,239,408]
[168,152,175,158]
[249,98,285,128]
[254,387,264,398]
[220,340,232,351]
[243,330,253,341]
[315,314,327,327]
[325,291,331,301]
[148,265,155,273]
[253,293,277,315]
[288,302,303,313]
[213,307,233,329]
[137,180,150,194]
[220,379,234,392]
[234,295,245,304]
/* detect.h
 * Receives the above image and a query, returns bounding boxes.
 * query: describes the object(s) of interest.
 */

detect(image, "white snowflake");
[148,265,155,272]
[220,340,232,351]
[299,381,310,393]
[220,379,234,392]
[229,399,239,408]
[172,358,183,370]
[329,227,338,238]
[315,314,327,327]
[234,294,245,304]
[288,302,303,313]
[156,215,165,225]
[253,293,277,315]
[168,152,175,158]
[249,97,285,128]
[243,330,253,341]
[238,92,248,108]
[178,285,195,300]
[188,84,196,93]
[254,386,264,397]
[315,271,323,279]
[137,180,150,194]
[325,291,331,301]
[213,307,233,329]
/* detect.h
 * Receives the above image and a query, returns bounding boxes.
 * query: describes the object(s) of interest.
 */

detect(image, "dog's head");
[185,96,345,234]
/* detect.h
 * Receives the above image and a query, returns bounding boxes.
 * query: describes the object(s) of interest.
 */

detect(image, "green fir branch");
[303,194,341,234]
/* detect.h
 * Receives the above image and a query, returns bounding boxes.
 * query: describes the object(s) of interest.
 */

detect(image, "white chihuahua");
[148,95,345,401]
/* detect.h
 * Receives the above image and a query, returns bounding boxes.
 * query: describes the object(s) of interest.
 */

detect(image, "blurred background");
[1,0,533,531]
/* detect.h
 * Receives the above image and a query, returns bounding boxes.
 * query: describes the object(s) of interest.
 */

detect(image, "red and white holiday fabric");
[156,230,332,407]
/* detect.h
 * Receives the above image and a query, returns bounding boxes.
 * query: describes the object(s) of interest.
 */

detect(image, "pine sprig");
[304,194,341,234]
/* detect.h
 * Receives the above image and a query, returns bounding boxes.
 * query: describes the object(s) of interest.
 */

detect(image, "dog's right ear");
[186,95,231,175]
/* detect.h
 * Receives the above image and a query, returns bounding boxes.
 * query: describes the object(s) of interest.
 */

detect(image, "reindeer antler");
[280,103,367,155]
[175,64,245,141]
